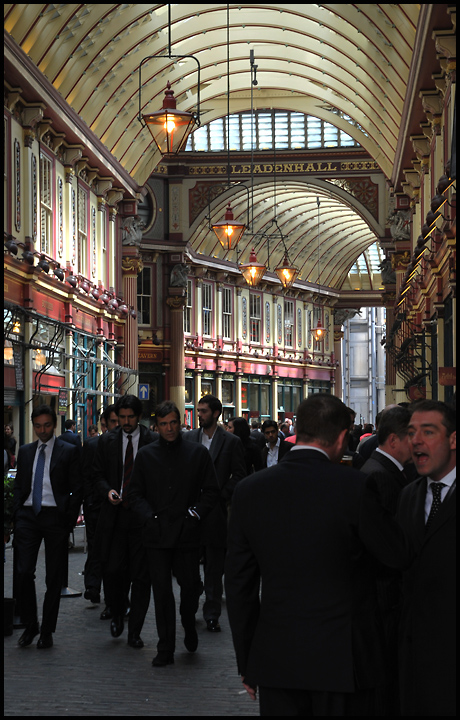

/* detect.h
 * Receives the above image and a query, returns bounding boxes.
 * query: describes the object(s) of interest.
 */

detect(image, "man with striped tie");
[92,395,157,648]
[397,400,456,716]
[13,405,82,649]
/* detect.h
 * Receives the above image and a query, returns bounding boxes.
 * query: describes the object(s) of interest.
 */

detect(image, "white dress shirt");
[24,435,57,508]
[424,467,456,522]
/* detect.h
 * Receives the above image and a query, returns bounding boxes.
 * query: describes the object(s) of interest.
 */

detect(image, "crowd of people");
[7,391,456,716]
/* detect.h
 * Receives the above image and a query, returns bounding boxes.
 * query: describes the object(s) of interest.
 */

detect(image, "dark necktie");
[425,481,446,530]
[122,434,133,506]
[32,444,46,515]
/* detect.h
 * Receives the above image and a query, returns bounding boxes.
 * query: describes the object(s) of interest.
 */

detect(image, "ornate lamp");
[310,198,329,343]
[275,252,299,290]
[141,81,197,156]
[211,201,246,251]
[239,248,266,287]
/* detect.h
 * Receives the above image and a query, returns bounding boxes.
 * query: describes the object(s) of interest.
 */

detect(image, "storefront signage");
[138,349,163,362]
[12,343,24,390]
[439,367,456,386]
[58,389,67,415]
[189,160,379,177]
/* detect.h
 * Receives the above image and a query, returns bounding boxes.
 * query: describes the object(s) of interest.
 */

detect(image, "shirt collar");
[290,444,330,460]
[427,467,456,488]
[375,447,405,472]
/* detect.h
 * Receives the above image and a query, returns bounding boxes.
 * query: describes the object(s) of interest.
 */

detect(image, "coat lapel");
[209,426,225,464]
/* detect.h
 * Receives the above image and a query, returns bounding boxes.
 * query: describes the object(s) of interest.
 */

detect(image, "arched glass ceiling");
[189,181,383,291]
[4,3,420,185]
[185,109,363,152]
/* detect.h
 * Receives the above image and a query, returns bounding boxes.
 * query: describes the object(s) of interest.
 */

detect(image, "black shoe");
[206,619,221,632]
[110,616,124,638]
[18,624,40,647]
[100,606,112,620]
[184,626,198,652]
[151,653,174,667]
[37,632,53,649]
[84,588,101,604]
[127,633,144,649]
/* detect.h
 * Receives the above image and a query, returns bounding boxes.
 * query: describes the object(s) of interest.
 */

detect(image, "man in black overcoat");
[13,404,82,649]
[129,401,220,666]
[225,394,408,716]
[360,405,412,715]
[397,400,456,717]
[184,394,246,632]
[92,394,157,648]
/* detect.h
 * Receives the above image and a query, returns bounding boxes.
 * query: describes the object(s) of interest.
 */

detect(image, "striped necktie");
[32,444,46,515]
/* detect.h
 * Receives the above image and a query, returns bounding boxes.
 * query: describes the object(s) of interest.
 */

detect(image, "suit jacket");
[397,477,456,716]
[184,426,246,546]
[261,437,292,467]
[13,437,83,529]
[59,430,82,448]
[225,448,408,693]
[92,425,158,558]
[129,434,220,549]
[81,435,101,508]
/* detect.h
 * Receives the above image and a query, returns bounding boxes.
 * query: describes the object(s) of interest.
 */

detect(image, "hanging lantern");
[141,81,197,156]
[275,253,299,289]
[239,248,266,287]
[310,315,328,343]
[211,202,246,251]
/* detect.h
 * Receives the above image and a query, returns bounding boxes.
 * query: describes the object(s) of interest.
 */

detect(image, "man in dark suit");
[82,404,119,605]
[184,395,246,632]
[261,419,292,467]
[129,401,220,666]
[225,394,407,716]
[250,420,267,450]
[360,405,412,715]
[92,394,157,648]
[59,418,82,448]
[13,404,82,649]
[397,400,456,717]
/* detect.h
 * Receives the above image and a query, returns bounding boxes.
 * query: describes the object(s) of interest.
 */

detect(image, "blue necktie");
[32,444,46,515]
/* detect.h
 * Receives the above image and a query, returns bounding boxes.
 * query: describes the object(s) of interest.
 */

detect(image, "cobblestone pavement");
[4,530,258,716]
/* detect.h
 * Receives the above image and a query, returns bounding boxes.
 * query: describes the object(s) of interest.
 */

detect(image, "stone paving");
[4,529,258,716]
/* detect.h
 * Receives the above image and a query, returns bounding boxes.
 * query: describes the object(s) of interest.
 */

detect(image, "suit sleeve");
[92,433,114,500]
[221,435,247,503]
[224,481,261,677]
[359,474,413,569]
[67,443,83,527]
[128,449,155,526]
[194,449,220,520]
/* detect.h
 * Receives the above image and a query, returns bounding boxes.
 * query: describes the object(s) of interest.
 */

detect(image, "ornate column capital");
[121,253,143,276]
[166,295,187,310]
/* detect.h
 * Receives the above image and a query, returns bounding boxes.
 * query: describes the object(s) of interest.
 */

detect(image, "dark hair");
[346,407,356,420]
[197,394,222,416]
[5,422,14,433]
[102,404,117,424]
[31,404,57,425]
[88,424,98,433]
[115,394,143,417]
[410,399,456,437]
[377,406,411,445]
[262,419,278,433]
[362,424,373,435]
[296,394,350,446]
[228,417,251,443]
[64,418,75,430]
[155,401,180,422]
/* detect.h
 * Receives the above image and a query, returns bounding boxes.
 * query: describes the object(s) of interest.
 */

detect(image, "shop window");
[284,299,294,347]
[222,287,232,339]
[203,283,213,336]
[184,279,193,334]
[137,267,152,326]
[222,380,233,404]
[250,293,261,344]
[77,186,88,275]
[201,380,213,396]
[40,152,53,255]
